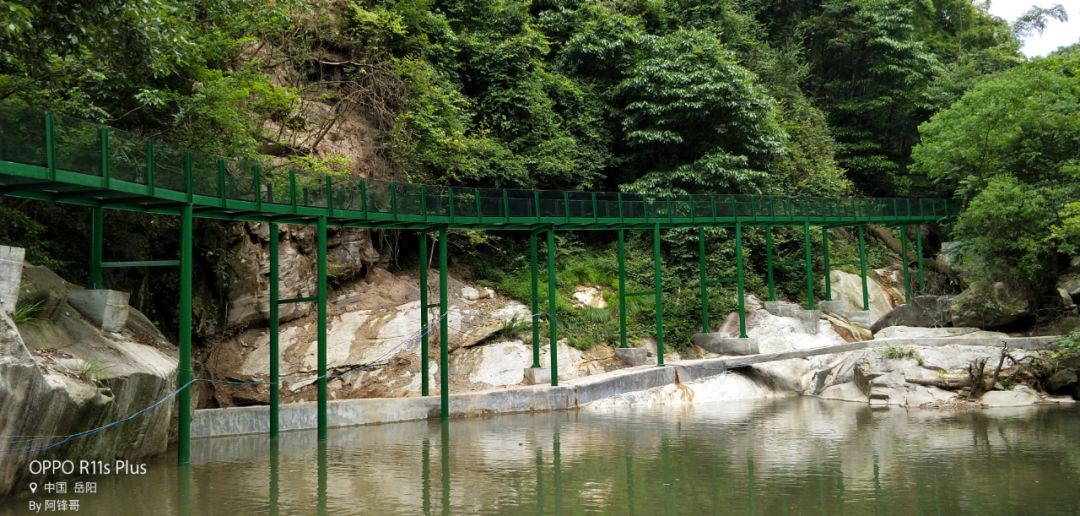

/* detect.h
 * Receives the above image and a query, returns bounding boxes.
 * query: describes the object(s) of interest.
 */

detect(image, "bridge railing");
[0,101,954,222]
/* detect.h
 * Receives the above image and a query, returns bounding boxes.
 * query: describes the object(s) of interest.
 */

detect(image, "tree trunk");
[867,225,953,276]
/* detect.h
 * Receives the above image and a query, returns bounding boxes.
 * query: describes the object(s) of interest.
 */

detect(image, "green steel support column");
[803,220,815,310]
[177,204,193,466]
[269,223,280,438]
[547,229,559,385]
[653,223,664,366]
[420,233,430,396]
[822,227,832,301]
[90,208,104,290]
[698,227,709,333]
[765,226,776,302]
[900,225,911,303]
[529,231,541,368]
[916,224,926,295]
[316,216,328,441]
[858,225,870,311]
[439,227,449,419]
[617,229,628,349]
[735,222,747,338]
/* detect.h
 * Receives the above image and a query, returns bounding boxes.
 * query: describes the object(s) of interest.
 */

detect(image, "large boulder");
[871,295,952,333]
[822,270,899,322]
[950,279,1035,328]
[0,268,177,497]
[1059,257,1080,303]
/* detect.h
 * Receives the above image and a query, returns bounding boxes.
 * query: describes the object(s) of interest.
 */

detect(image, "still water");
[7,397,1080,514]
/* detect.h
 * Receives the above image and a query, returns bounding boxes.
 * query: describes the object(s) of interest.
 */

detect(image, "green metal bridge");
[0,102,948,464]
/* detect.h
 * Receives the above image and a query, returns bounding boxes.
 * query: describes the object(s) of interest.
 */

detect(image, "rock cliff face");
[0,265,177,497]
[203,267,626,407]
[219,223,380,331]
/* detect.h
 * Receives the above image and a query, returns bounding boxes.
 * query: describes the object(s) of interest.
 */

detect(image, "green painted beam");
[617,229,628,349]
[900,225,911,303]
[804,220,814,310]
[316,216,328,441]
[269,222,280,438]
[177,204,193,466]
[735,221,747,338]
[420,232,430,396]
[822,226,831,301]
[90,208,103,289]
[653,223,664,367]
[765,226,775,302]
[439,227,450,418]
[698,226,709,333]
[858,225,870,311]
[100,260,180,268]
[547,228,558,385]
[916,223,925,295]
[529,231,541,367]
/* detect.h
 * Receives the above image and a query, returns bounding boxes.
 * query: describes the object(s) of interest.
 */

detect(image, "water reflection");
[269,439,279,516]
[317,441,327,516]
[4,398,1080,515]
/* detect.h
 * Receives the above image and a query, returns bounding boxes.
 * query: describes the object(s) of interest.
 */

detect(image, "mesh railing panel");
[224,159,257,201]
[155,144,187,192]
[366,179,393,213]
[0,103,47,167]
[191,152,219,197]
[109,129,148,184]
[53,114,101,176]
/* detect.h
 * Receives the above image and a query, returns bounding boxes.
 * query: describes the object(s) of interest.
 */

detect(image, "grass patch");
[883,346,919,360]
[12,300,43,324]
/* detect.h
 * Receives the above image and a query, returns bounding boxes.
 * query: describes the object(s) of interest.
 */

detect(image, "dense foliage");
[912,47,1080,285]
[2,0,1075,344]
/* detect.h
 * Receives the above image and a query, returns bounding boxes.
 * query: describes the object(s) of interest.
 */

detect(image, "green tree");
[912,46,1080,283]
[618,29,782,194]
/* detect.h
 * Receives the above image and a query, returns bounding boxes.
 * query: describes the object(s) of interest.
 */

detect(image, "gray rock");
[66,289,130,332]
[0,245,24,316]
[614,347,649,366]
[980,386,1040,407]
[0,282,177,497]
[522,367,551,385]
[822,270,898,321]
[818,382,867,403]
[871,295,952,333]
[853,360,877,397]
[1046,369,1078,394]
[809,366,833,395]
[950,279,1035,328]
[1059,273,1080,302]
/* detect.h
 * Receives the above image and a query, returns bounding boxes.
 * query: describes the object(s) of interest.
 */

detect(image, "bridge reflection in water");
[82,398,1080,515]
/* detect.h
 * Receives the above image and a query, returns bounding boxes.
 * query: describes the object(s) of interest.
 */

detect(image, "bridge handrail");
[0,101,953,223]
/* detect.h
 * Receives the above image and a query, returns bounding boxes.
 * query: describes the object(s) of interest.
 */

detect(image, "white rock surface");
[584,372,783,410]
[980,386,1041,407]
[572,286,608,309]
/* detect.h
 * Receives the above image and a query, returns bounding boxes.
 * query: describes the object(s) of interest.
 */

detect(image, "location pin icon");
[28,482,37,493]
